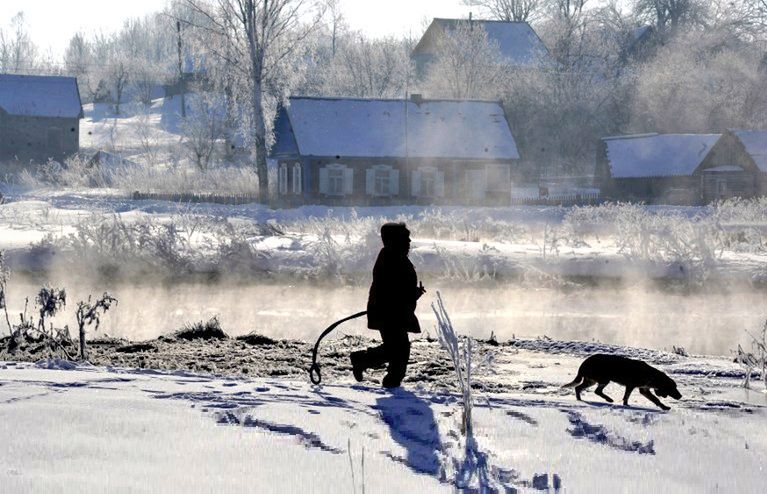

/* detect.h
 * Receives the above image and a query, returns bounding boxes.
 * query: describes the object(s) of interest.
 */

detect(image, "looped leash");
[309,311,367,385]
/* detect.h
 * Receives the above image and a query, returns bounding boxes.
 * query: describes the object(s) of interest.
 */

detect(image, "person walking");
[351,222,425,388]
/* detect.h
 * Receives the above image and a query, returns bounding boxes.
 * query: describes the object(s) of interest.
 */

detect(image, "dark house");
[597,131,767,204]
[698,129,767,202]
[596,133,721,204]
[0,74,83,164]
[271,95,520,206]
[411,18,551,77]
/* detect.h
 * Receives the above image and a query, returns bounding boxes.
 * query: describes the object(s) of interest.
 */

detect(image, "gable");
[0,74,83,119]
[731,130,767,172]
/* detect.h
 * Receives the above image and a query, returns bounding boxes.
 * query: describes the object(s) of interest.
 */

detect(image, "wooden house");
[0,74,83,165]
[411,18,551,77]
[596,133,721,204]
[597,131,767,204]
[270,95,520,206]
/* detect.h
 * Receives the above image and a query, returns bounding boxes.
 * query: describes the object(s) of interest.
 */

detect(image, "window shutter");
[411,170,421,197]
[436,170,445,197]
[390,169,399,196]
[343,168,354,195]
[366,168,375,195]
[319,167,329,194]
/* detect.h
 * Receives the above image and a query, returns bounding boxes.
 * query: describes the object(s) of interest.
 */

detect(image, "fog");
[5,273,762,356]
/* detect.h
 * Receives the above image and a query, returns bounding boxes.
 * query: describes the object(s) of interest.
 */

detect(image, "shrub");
[174,316,228,340]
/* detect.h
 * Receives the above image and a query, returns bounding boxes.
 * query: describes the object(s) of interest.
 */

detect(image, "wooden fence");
[131,191,260,205]
[509,192,602,207]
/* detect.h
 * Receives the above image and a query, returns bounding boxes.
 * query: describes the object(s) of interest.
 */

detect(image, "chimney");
[469,11,473,30]
[410,93,424,105]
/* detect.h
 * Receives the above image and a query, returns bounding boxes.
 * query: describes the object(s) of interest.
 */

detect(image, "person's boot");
[381,373,402,389]
[350,351,366,382]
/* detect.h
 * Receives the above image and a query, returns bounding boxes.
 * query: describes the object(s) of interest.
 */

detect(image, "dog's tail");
[561,371,583,389]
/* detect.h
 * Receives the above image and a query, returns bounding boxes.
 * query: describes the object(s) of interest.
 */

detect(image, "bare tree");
[0,12,39,73]
[463,0,543,22]
[633,0,705,34]
[181,92,227,170]
[420,21,507,99]
[183,0,323,202]
[319,36,412,98]
[324,0,345,56]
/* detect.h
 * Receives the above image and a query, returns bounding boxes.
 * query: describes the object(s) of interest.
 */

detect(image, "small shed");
[0,74,83,164]
[411,18,551,76]
[596,133,722,204]
[271,95,520,206]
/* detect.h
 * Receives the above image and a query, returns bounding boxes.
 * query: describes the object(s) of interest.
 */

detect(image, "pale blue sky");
[0,0,472,59]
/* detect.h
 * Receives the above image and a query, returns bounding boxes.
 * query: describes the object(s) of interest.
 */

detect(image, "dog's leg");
[594,382,613,403]
[622,386,635,406]
[640,388,670,411]
[575,379,595,401]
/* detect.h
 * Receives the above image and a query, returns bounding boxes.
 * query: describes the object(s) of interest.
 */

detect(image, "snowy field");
[1,338,765,493]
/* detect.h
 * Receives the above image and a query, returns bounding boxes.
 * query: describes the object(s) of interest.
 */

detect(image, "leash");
[309,310,367,385]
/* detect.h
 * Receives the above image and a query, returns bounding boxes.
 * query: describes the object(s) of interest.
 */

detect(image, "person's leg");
[350,335,389,382]
[381,330,410,388]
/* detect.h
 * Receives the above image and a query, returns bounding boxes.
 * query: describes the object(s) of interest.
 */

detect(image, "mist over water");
[5,273,763,356]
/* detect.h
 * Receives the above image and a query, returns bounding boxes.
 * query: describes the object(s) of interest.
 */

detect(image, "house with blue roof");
[596,131,767,204]
[411,18,551,77]
[0,73,83,164]
[271,95,520,206]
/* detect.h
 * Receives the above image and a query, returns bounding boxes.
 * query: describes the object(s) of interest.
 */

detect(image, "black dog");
[563,354,682,410]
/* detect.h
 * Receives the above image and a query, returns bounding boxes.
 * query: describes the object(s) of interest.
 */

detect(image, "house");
[699,129,767,202]
[270,95,520,206]
[411,18,551,77]
[596,133,722,204]
[0,74,83,164]
[597,131,767,204]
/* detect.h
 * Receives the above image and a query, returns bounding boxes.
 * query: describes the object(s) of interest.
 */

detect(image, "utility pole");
[177,20,186,118]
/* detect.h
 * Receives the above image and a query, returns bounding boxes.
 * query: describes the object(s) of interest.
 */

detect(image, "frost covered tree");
[630,29,767,133]
[463,0,544,22]
[181,92,227,170]
[0,12,39,74]
[420,21,507,100]
[318,36,413,98]
[183,0,324,202]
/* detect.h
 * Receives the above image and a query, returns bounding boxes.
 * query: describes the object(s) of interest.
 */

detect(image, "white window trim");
[292,162,302,194]
[278,163,288,195]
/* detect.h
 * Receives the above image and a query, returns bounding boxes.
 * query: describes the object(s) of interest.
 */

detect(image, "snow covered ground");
[1,339,765,493]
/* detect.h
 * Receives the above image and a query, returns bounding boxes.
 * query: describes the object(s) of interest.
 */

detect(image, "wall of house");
[276,156,514,206]
[700,171,755,203]
[0,114,80,163]
[698,134,759,173]
[605,176,699,205]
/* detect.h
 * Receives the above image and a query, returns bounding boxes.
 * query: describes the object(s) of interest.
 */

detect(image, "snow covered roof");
[416,18,549,67]
[282,96,519,160]
[731,129,767,172]
[603,133,721,178]
[0,74,83,118]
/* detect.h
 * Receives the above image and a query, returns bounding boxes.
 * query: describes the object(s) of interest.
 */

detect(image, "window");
[292,163,302,194]
[366,165,398,197]
[374,168,390,195]
[412,167,444,198]
[320,164,353,196]
[421,169,436,197]
[278,164,288,195]
[328,168,345,195]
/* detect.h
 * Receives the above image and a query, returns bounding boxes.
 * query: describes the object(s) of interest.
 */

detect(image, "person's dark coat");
[366,247,421,333]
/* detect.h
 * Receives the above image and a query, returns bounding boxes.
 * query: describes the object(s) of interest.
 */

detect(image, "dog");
[563,354,682,410]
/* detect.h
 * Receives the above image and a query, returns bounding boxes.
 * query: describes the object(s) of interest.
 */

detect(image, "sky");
[0,0,473,60]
